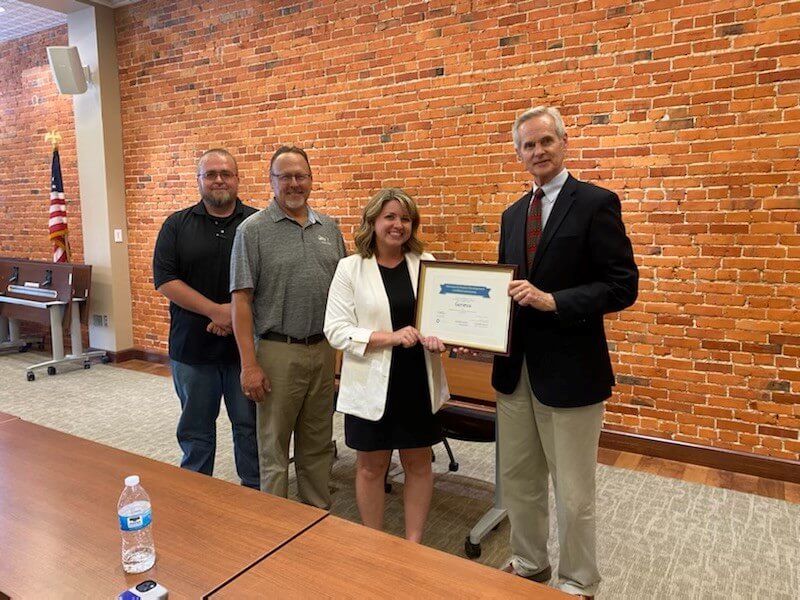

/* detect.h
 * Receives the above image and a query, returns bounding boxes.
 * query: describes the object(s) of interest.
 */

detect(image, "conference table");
[209,515,569,599]
[0,418,326,598]
[0,411,18,425]
[0,416,569,598]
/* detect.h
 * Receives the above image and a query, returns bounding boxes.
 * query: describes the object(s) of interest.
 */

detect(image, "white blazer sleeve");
[324,259,373,357]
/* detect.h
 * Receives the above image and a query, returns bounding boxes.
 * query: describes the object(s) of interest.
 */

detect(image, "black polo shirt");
[153,199,258,365]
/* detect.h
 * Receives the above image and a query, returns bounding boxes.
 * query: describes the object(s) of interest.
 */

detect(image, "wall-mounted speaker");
[46,46,90,95]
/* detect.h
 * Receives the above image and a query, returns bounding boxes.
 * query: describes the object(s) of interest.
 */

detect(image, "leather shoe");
[501,563,552,583]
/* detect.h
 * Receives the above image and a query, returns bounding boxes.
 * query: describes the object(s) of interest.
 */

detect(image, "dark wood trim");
[101,347,169,365]
[600,430,800,484]
[100,348,136,363]
[135,348,170,365]
[122,349,799,484]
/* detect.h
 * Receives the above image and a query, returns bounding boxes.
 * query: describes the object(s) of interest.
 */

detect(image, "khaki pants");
[255,338,336,509]
[497,358,604,597]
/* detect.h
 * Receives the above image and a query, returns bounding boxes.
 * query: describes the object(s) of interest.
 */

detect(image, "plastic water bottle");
[117,475,156,574]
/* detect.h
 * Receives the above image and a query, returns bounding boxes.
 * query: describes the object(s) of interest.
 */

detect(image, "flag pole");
[45,130,62,150]
[46,130,71,263]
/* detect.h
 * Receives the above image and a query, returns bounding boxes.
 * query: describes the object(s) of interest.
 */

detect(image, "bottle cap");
[125,475,140,487]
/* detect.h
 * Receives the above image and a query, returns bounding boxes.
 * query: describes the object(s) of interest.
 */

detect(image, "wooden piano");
[0,258,107,380]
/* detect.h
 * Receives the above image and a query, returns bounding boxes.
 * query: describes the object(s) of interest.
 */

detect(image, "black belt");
[260,332,325,345]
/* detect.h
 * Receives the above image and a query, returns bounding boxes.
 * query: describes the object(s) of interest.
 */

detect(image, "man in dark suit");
[492,107,638,599]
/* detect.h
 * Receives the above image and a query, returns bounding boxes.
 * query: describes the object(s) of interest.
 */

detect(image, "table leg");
[48,305,65,361]
[70,301,83,355]
[8,317,21,343]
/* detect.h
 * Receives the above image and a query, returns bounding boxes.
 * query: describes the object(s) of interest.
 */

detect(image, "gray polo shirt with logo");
[230,199,346,339]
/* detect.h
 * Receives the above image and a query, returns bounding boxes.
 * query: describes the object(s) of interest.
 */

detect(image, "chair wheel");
[47,366,56,376]
[101,355,111,364]
[465,536,481,559]
[19,343,31,353]
[84,361,91,369]
[449,461,459,472]
[26,371,35,381]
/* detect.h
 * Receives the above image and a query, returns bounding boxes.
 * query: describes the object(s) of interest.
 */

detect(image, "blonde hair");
[354,188,424,258]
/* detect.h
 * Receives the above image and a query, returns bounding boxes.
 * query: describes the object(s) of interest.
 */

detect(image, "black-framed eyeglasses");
[199,170,238,181]
[270,172,311,184]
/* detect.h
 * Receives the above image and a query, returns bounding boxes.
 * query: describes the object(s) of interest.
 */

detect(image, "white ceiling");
[0,0,140,44]
[0,0,66,42]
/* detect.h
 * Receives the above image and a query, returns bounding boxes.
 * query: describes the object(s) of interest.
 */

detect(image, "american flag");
[49,149,71,263]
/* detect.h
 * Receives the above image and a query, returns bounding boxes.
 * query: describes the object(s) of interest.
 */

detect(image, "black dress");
[344,260,442,451]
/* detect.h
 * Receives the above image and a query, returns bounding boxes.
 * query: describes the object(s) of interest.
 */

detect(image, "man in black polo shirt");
[153,148,259,488]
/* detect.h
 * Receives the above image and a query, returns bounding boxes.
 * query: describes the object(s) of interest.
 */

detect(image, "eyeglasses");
[271,173,311,184]
[199,170,238,181]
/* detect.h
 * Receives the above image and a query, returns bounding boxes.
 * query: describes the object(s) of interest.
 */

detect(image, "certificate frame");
[415,260,518,356]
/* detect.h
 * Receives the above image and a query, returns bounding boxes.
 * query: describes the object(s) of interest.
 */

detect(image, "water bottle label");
[119,509,152,531]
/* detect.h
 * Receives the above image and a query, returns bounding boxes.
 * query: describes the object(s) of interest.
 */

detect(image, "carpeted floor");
[1,352,798,599]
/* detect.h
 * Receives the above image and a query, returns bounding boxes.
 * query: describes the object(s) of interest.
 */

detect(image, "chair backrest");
[439,353,496,442]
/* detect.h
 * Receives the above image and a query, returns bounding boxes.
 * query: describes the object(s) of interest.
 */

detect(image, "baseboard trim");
[104,348,169,365]
[600,430,800,484]
[102,348,135,363]
[124,348,799,484]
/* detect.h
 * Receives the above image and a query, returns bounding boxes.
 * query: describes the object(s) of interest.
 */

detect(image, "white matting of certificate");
[415,261,516,355]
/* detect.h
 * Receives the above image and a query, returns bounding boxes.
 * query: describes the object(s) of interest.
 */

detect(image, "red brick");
[758,425,799,439]
[2,0,798,463]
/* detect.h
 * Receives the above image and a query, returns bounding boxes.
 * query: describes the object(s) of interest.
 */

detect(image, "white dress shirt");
[533,168,569,229]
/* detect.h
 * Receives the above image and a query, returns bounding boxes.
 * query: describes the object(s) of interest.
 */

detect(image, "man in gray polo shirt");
[230,145,346,509]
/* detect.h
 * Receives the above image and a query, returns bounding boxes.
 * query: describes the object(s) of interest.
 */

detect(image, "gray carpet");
[1,352,798,599]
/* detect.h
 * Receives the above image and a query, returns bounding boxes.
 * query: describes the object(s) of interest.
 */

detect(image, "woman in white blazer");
[324,188,449,543]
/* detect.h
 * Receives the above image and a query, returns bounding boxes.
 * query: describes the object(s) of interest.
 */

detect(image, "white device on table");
[118,580,168,600]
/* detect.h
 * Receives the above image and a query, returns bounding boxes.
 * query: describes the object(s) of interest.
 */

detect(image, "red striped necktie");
[527,187,545,271]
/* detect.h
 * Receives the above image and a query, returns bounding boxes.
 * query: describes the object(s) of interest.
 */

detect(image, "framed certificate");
[415,261,517,355]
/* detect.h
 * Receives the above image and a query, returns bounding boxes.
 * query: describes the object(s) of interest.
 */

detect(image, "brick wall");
[6,1,797,460]
[115,0,799,460]
[1,26,84,349]
[0,26,83,262]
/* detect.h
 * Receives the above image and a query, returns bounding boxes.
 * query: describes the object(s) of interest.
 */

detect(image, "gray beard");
[202,191,234,209]
[284,197,306,211]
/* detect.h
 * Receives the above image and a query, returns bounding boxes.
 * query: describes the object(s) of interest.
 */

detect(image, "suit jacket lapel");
[365,255,391,330]
[530,175,577,279]
[405,252,421,294]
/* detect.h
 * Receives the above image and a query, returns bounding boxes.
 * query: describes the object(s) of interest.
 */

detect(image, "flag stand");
[0,133,108,375]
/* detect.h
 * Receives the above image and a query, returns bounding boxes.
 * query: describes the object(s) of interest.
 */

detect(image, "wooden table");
[210,516,570,599]
[0,419,326,598]
[0,411,19,425]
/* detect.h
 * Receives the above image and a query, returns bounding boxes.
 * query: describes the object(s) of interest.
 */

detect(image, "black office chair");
[437,399,505,558]
[383,404,493,487]
[382,401,503,558]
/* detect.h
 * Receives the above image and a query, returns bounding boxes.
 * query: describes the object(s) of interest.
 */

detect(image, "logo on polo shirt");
[317,234,332,245]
